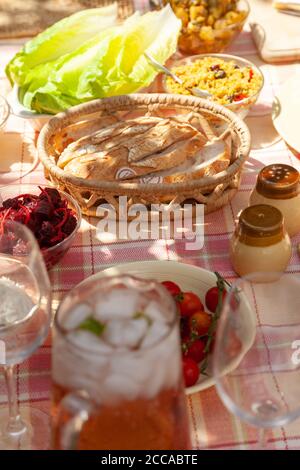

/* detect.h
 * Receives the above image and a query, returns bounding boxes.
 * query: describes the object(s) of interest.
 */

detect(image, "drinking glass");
[52,274,191,450]
[0,221,51,449]
[212,272,300,449]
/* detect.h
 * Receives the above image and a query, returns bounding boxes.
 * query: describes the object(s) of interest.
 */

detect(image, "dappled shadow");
[0,0,133,38]
[0,131,38,183]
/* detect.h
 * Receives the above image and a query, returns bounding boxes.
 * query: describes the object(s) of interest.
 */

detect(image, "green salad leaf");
[6,4,118,86]
[6,5,181,115]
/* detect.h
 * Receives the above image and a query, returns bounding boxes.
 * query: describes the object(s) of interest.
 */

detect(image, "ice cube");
[103,317,149,349]
[159,331,182,388]
[102,320,123,347]
[53,327,113,407]
[142,330,181,397]
[141,321,170,348]
[63,304,92,330]
[164,352,181,389]
[94,288,140,321]
[102,373,141,402]
[144,301,167,323]
[66,330,113,354]
[110,354,150,385]
[144,349,168,398]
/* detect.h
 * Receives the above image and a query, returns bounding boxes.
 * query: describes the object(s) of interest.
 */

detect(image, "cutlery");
[277,8,300,16]
[144,52,211,99]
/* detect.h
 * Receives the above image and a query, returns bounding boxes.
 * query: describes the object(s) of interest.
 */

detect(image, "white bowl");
[77,260,256,395]
[163,53,264,119]
[0,94,10,131]
[7,85,51,131]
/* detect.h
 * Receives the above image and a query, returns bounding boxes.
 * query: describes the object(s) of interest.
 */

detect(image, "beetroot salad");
[0,187,78,255]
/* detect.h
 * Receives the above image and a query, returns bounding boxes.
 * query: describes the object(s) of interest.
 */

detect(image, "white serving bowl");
[77,260,256,395]
[7,85,51,131]
[163,53,264,119]
[0,94,10,131]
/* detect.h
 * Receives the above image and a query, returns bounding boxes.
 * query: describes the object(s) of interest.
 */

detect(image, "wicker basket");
[37,94,251,217]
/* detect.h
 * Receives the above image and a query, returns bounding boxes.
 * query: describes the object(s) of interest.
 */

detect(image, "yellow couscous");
[166,56,263,105]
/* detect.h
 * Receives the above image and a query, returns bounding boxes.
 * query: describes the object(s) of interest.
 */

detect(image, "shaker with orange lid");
[249,164,300,237]
[230,204,291,279]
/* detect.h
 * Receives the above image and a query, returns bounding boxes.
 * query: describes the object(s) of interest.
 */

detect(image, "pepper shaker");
[249,164,300,237]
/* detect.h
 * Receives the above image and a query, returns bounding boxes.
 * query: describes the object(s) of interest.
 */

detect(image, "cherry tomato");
[178,292,204,318]
[180,318,190,339]
[205,286,227,313]
[183,339,206,363]
[182,357,200,387]
[176,300,182,315]
[189,311,212,336]
[161,280,181,297]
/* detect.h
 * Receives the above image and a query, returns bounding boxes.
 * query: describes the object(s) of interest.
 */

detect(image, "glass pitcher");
[52,274,191,450]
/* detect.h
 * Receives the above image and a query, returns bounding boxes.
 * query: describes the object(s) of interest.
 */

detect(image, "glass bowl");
[163,53,264,119]
[169,0,250,55]
[0,184,81,269]
[0,95,10,131]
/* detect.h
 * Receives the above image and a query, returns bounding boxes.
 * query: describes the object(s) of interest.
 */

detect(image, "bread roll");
[60,117,207,181]
[57,116,163,169]
[130,140,230,184]
[63,136,206,181]
[52,115,120,156]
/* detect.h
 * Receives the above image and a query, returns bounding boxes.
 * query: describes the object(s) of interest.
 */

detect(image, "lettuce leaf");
[6,5,181,115]
[5,4,118,86]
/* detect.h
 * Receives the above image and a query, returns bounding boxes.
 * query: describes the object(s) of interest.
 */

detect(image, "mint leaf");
[133,311,144,320]
[133,311,152,326]
[78,316,105,336]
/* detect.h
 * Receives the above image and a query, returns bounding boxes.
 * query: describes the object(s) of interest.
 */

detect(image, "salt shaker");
[230,204,291,279]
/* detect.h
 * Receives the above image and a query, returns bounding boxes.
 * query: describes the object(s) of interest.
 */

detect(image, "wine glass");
[0,221,51,449]
[212,272,300,449]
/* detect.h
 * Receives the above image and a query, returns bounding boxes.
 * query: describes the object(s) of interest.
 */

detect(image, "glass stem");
[258,428,267,449]
[4,365,26,436]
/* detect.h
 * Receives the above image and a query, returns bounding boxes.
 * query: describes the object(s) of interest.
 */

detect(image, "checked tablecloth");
[0,0,300,450]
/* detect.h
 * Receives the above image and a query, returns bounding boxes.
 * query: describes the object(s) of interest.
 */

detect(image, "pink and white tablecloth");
[0,0,300,450]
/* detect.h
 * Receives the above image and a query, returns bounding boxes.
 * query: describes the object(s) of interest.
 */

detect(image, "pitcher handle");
[56,390,95,450]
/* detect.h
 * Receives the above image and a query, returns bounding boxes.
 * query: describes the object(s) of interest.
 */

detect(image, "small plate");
[78,260,256,394]
[272,73,300,153]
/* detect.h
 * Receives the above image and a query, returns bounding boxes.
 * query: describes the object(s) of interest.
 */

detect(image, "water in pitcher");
[52,276,191,450]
